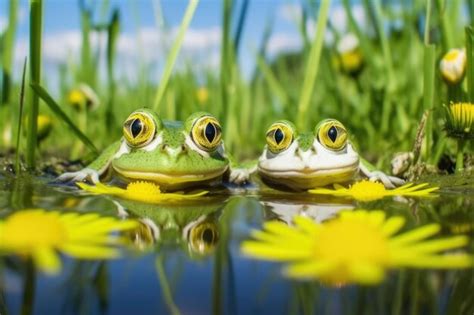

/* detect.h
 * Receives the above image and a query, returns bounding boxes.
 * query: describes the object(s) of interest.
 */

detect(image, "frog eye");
[317,119,348,150]
[189,221,219,255]
[265,122,294,153]
[191,115,222,151]
[123,111,156,147]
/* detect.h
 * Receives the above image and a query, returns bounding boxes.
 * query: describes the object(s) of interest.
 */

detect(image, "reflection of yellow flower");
[0,209,137,274]
[309,180,438,202]
[241,210,472,285]
[445,102,474,139]
[78,181,208,203]
[196,87,209,104]
[440,48,466,84]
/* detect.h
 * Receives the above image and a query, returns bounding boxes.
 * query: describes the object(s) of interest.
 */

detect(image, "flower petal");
[33,247,62,275]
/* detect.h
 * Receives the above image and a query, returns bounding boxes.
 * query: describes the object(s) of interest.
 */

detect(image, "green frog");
[58,109,249,190]
[258,119,404,190]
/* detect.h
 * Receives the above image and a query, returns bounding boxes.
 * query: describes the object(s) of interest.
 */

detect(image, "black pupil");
[274,128,284,144]
[328,126,338,142]
[205,123,216,143]
[202,228,214,243]
[131,119,143,138]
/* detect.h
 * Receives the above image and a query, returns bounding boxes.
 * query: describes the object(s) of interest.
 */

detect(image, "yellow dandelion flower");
[77,181,208,204]
[241,210,473,285]
[440,48,466,85]
[0,209,137,274]
[444,102,474,139]
[196,87,209,105]
[37,114,53,142]
[308,180,438,202]
[337,33,363,74]
[67,84,100,111]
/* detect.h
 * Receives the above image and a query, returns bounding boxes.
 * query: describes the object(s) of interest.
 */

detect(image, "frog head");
[258,119,359,190]
[111,109,229,190]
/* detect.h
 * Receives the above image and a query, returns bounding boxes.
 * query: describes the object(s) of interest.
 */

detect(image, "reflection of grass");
[0,1,472,171]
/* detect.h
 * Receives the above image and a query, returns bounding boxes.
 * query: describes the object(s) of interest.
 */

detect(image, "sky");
[0,0,367,87]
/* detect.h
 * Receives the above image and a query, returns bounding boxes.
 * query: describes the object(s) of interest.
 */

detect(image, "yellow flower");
[444,102,474,139]
[309,180,438,202]
[37,114,53,142]
[337,33,363,74]
[440,48,466,85]
[77,181,209,203]
[196,87,209,105]
[67,84,100,111]
[241,210,472,285]
[0,209,137,274]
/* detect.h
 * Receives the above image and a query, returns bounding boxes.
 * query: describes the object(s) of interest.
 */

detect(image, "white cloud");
[266,33,301,56]
[12,26,222,84]
[329,4,365,32]
[278,3,303,23]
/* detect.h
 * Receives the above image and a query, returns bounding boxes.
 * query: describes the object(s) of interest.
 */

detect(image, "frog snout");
[161,144,187,158]
[295,148,315,162]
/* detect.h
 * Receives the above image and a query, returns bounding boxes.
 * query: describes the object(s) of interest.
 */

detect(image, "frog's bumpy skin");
[56,168,100,184]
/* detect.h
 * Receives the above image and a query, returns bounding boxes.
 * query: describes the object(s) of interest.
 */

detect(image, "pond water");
[0,175,473,315]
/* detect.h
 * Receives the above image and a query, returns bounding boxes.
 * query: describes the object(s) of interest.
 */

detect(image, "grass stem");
[153,0,199,111]
[25,0,43,170]
[296,0,331,129]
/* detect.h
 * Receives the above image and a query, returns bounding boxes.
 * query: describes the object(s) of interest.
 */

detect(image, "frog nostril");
[161,144,168,150]
[181,145,186,151]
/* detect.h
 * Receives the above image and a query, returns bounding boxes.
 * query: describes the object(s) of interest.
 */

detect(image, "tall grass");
[1,0,18,106]
[0,1,472,173]
[25,0,43,169]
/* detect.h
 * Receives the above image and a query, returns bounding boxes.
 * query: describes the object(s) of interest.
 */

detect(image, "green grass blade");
[106,9,120,128]
[26,0,43,170]
[30,83,98,154]
[296,0,331,129]
[255,55,289,106]
[1,0,19,105]
[423,44,436,160]
[153,0,200,111]
[466,27,474,102]
[15,58,27,174]
[233,0,249,53]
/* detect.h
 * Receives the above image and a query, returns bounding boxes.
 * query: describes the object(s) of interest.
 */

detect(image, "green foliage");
[0,0,472,171]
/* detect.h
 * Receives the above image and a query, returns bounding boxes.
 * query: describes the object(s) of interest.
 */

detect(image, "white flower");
[440,48,466,85]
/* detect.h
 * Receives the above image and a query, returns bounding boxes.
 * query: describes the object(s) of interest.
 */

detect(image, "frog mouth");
[112,165,228,185]
[258,163,359,179]
[258,164,359,189]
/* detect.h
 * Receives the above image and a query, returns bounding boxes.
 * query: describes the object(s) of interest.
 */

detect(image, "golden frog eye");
[265,122,294,153]
[317,119,348,150]
[123,111,156,147]
[191,116,222,151]
[189,221,219,255]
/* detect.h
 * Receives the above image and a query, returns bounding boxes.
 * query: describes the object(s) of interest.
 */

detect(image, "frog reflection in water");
[58,109,249,190]
[258,119,404,190]
[262,196,355,225]
[115,199,223,256]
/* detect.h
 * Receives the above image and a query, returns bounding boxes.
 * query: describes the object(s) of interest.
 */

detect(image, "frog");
[257,119,405,190]
[58,108,250,190]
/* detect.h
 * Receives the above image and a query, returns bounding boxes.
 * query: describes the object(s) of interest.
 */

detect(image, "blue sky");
[0,0,366,85]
